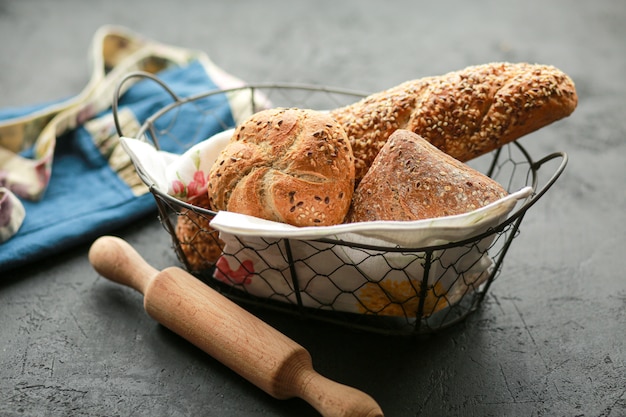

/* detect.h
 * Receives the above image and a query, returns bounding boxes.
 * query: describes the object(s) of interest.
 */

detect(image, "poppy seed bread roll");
[330,62,578,182]
[345,130,508,223]
[208,108,355,227]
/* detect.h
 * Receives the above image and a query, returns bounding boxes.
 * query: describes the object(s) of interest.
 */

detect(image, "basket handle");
[508,150,568,224]
[112,71,182,140]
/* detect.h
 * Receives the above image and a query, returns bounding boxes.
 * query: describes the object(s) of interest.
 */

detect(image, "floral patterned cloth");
[0,26,256,273]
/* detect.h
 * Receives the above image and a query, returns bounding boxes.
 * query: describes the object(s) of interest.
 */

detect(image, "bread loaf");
[208,108,355,227]
[330,62,578,182]
[345,129,509,223]
[175,193,224,270]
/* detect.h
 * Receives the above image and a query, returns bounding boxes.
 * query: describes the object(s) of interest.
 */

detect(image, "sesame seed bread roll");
[330,62,578,182]
[208,108,355,227]
[345,129,509,223]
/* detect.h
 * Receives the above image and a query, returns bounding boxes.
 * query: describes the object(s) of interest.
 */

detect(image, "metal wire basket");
[113,72,567,336]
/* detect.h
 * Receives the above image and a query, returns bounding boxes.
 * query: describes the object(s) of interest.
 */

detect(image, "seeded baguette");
[208,108,355,227]
[345,129,509,223]
[330,62,578,182]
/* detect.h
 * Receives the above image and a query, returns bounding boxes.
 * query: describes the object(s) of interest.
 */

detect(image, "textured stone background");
[1,1,624,416]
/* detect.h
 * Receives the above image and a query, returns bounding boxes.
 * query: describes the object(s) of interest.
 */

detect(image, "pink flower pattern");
[186,170,207,198]
[214,256,254,286]
[171,170,209,200]
[171,179,186,196]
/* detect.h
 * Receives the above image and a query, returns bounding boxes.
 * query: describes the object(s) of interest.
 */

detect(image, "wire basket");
[113,72,567,336]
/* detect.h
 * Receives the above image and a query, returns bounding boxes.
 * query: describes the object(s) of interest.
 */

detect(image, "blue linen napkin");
[0,28,246,275]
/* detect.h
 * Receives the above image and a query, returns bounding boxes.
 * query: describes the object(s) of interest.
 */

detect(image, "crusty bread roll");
[208,107,355,227]
[175,193,223,271]
[345,129,509,223]
[330,62,578,182]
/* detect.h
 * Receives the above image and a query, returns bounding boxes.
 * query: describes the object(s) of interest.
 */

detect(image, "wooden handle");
[89,236,384,417]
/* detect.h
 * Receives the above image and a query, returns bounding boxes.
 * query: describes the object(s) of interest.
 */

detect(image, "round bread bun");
[208,107,355,227]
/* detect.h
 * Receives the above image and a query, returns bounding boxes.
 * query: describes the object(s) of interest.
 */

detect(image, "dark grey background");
[1,1,624,416]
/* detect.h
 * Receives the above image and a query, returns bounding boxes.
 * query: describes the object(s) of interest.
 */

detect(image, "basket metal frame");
[113,72,568,336]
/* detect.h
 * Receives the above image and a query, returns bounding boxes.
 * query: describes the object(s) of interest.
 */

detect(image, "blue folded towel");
[0,28,244,275]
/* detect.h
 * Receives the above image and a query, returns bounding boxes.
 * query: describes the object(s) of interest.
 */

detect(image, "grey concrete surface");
[1,1,624,416]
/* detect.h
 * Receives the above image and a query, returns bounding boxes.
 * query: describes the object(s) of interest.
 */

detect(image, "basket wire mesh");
[114,72,567,336]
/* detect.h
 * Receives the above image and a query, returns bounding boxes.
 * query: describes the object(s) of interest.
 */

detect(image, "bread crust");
[345,130,509,223]
[175,193,223,270]
[208,108,355,226]
[330,62,578,182]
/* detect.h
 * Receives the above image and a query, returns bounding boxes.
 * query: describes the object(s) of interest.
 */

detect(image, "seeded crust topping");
[175,193,223,270]
[208,108,355,227]
[345,130,509,223]
[330,62,578,183]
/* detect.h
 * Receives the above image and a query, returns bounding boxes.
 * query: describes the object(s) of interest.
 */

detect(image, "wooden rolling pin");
[88,236,384,417]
